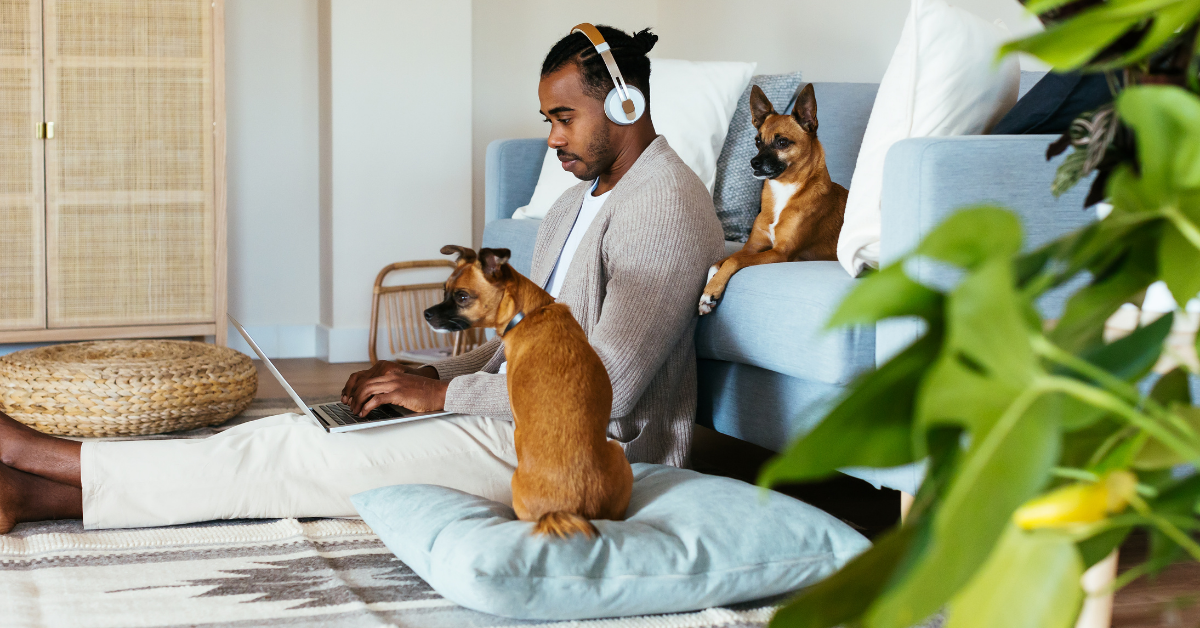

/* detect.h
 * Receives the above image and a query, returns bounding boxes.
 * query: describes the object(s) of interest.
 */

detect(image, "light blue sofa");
[481,74,1096,495]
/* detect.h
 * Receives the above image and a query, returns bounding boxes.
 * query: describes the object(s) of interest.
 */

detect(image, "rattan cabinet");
[0,0,226,345]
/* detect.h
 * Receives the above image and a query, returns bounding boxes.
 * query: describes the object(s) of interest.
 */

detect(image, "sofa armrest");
[877,135,1098,363]
[485,138,547,223]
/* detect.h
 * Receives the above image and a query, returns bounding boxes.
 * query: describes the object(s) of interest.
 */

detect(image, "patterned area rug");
[0,517,775,628]
[1,398,777,628]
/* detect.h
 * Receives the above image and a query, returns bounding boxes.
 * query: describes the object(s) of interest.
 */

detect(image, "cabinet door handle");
[36,122,54,139]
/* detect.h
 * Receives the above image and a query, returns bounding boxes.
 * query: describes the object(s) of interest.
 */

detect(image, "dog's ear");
[792,83,818,134]
[749,85,774,129]
[440,245,477,265]
[479,248,511,279]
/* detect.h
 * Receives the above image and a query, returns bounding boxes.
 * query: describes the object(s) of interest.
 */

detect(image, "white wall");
[653,0,1042,81]
[224,0,322,359]
[319,0,473,362]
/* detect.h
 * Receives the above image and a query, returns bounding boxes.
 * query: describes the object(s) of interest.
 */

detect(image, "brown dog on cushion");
[424,245,633,538]
[699,84,847,315]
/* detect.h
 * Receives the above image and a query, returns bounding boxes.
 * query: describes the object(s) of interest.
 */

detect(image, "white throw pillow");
[512,58,755,220]
[836,0,1020,277]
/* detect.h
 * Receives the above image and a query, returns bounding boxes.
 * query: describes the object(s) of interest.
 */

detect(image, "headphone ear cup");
[604,86,646,125]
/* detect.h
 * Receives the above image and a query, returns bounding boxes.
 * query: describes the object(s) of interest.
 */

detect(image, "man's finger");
[359,392,403,417]
[344,366,392,404]
[341,369,370,401]
[350,376,407,415]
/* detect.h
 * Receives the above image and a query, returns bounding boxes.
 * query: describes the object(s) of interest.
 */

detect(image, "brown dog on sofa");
[699,84,847,315]
[424,245,633,538]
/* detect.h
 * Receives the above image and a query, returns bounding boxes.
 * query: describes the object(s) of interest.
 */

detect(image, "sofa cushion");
[696,261,874,385]
[481,218,540,277]
[351,463,870,621]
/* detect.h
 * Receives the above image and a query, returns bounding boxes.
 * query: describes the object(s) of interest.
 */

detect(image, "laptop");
[228,315,453,433]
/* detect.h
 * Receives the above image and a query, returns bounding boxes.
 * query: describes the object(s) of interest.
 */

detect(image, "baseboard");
[227,324,320,360]
[316,324,370,363]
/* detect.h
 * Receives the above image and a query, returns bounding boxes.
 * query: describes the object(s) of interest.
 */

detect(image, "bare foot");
[0,411,82,488]
[0,464,17,534]
[0,462,83,534]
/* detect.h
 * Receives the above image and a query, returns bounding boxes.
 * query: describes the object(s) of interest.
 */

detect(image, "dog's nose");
[750,156,762,169]
[424,309,434,321]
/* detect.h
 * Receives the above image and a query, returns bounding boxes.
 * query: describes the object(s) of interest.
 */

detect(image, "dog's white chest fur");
[765,180,798,245]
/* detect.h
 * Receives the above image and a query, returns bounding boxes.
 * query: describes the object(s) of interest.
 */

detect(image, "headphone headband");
[571,23,637,121]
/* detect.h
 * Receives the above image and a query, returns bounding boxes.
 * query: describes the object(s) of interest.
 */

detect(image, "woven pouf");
[0,340,258,437]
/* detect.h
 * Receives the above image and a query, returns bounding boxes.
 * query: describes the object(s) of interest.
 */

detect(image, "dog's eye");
[754,136,761,147]
[774,137,791,148]
[454,291,470,304]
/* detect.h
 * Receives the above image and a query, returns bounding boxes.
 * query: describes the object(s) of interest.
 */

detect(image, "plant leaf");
[772,428,965,628]
[1159,223,1200,307]
[1146,474,1200,574]
[828,263,943,328]
[1052,148,1090,197]
[759,334,940,487]
[1080,312,1174,381]
[1023,0,1088,16]
[1050,223,1160,354]
[866,395,1062,628]
[769,524,920,628]
[1118,86,1200,193]
[864,260,1061,628]
[1062,417,1125,468]
[1001,12,1142,69]
[1106,0,1200,68]
[1054,313,1174,431]
[1135,400,1200,469]
[1078,525,1133,568]
[915,207,1023,271]
[945,527,1084,628]
[917,260,1040,436]
[1152,367,1192,405]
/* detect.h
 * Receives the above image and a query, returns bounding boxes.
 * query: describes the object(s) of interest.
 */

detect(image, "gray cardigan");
[429,136,726,467]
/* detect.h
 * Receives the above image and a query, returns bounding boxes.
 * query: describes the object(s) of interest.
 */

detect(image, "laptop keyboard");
[321,402,402,426]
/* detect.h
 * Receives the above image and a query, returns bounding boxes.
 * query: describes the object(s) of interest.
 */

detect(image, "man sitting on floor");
[0,25,725,533]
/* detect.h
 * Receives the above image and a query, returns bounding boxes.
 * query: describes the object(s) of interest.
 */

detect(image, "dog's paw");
[698,293,718,316]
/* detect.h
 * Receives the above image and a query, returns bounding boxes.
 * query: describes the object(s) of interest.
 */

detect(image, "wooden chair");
[368,260,485,364]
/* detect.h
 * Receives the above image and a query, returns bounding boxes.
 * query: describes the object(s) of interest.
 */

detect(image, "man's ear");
[792,83,818,134]
[479,248,511,278]
[749,85,774,129]
[440,244,477,266]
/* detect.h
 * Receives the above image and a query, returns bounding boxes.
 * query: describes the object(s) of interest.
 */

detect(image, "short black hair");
[541,25,658,103]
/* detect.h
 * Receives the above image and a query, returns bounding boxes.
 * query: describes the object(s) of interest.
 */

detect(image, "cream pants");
[80,413,518,530]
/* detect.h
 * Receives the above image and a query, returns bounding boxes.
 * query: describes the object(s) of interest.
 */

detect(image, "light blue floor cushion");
[351,463,870,620]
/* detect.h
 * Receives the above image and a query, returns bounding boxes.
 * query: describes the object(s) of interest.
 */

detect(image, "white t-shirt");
[498,181,610,374]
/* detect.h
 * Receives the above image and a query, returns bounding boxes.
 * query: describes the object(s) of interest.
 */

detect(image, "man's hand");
[342,361,447,416]
[341,361,437,405]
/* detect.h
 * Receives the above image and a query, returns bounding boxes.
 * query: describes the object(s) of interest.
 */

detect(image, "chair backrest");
[368,260,485,364]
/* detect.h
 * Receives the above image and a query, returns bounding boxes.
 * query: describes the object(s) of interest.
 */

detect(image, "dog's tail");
[533,512,599,539]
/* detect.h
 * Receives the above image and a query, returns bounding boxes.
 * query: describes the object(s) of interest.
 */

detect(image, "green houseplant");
[760,2,1200,627]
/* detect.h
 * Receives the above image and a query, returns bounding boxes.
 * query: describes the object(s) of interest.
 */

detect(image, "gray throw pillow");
[713,72,805,242]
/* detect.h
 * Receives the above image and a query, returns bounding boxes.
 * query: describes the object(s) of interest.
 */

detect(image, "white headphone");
[571,23,647,126]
